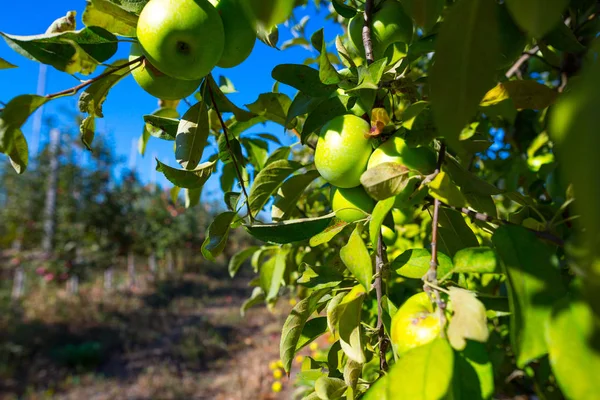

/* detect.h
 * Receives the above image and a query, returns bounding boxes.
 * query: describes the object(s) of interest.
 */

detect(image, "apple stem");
[424,142,447,337]
[45,56,144,100]
[206,74,254,223]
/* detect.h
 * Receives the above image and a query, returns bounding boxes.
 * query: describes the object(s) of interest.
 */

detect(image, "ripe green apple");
[348,0,413,62]
[245,0,294,27]
[392,207,413,225]
[381,225,397,246]
[136,0,224,80]
[315,114,373,188]
[129,44,202,100]
[209,0,256,68]
[391,292,441,354]
[331,186,375,223]
[367,135,436,174]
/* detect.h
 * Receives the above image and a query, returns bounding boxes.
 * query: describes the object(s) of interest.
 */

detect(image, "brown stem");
[45,56,143,99]
[424,143,447,336]
[207,75,253,222]
[363,0,375,65]
[375,230,389,371]
[505,46,539,79]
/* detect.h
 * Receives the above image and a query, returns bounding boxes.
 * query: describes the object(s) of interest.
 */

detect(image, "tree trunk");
[128,251,136,288]
[104,267,113,292]
[11,267,25,300]
[68,275,79,295]
[148,252,157,274]
[166,251,174,275]
[41,128,60,255]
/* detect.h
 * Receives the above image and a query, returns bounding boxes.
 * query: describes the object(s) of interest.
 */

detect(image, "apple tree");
[1,0,600,398]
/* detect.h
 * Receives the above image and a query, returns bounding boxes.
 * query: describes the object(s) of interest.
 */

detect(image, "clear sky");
[0,0,342,199]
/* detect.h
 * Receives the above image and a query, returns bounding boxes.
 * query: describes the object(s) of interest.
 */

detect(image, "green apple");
[136,0,224,80]
[391,292,441,354]
[315,114,373,188]
[209,0,256,68]
[381,225,397,246]
[245,0,294,27]
[392,207,413,225]
[331,186,375,223]
[348,0,413,62]
[367,135,436,174]
[129,44,202,100]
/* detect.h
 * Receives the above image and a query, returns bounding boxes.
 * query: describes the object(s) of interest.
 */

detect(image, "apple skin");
[367,135,436,174]
[348,0,413,61]
[381,225,397,246]
[391,292,441,354]
[331,186,375,223]
[136,0,224,80]
[209,0,256,68]
[129,44,202,100]
[315,114,373,188]
[246,0,294,27]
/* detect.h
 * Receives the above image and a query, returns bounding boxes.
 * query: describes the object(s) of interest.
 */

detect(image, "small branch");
[375,230,389,371]
[505,46,539,79]
[207,75,253,222]
[362,0,375,65]
[45,56,143,99]
[423,143,447,337]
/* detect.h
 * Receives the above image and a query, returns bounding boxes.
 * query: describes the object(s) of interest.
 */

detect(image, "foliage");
[2,0,600,398]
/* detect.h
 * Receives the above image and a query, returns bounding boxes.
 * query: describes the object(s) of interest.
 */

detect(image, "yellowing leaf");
[370,108,390,136]
[428,171,467,208]
[447,287,489,350]
[481,80,558,110]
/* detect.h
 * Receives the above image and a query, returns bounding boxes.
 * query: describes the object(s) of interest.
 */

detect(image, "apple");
[381,225,397,246]
[391,292,441,354]
[129,44,202,100]
[209,0,256,68]
[392,207,414,226]
[331,186,375,223]
[245,0,294,28]
[348,0,413,62]
[367,135,436,174]
[136,0,224,80]
[315,114,373,188]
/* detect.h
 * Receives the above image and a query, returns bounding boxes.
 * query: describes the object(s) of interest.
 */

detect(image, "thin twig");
[375,231,389,371]
[363,0,375,65]
[423,143,447,336]
[505,46,539,79]
[207,75,253,222]
[45,56,144,99]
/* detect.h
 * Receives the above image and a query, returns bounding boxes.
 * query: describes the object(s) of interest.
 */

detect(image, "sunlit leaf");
[360,162,410,201]
[447,288,489,350]
[245,213,336,244]
[340,225,373,291]
[176,100,209,170]
[391,248,453,279]
[480,81,558,110]
[271,170,320,221]
[155,159,216,189]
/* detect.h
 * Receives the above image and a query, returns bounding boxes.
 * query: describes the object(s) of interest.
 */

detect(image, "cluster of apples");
[129,0,293,100]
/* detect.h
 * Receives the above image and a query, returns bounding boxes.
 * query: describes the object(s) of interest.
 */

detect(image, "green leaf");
[272,170,320,221]
[326,292,347,335]
[437,208,479,257]
[391,248,453,279]
[256,23,279,48]
[338,289,367,363]
[311,28,341,85]
[452,341,495,400]
[340,225,373,292]
[80,116,96,151]
[309,219,349,247]
[240,137,269,171]
[543,21,586,53]
[331,0,357,18]
[344,359,362,391]
[271,64,336,97]
[428,171,468,208]
[400,0,444,33]
[287,91,327,128]
[453,247,501,274]
[176,101,209,170]
[245,213,336,244]
[206,75,256,123]
[429,0,499,146]
[302,95,350,142]
[6,129,28,174]
[0,95,48,153]
[143,114,178,140]
[265,146,291,166]
[241,287,265,316]
[155,159,216,189]
[201,211,236,261]
[387,339,454,400]
[261,248,288,300]
[369,197,396,246]
[0,57,17,69]
[248,159,302,215]
[1,27,118,74]
[228,246,260,278]
[82,0,142,37]
[447,288,489,350]
[546,298,600,400]
[185,188,201,208]
[296,317,328,352]
[315,377,347,400]
[280,288,329,374]
[246,92,293,127]
[360,162,411,201]
[505,0,569,38]
[363,374,389,400]
[480,81,558,110]
[492,225,567,367]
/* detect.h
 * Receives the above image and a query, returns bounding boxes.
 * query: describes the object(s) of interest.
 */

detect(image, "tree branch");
[423,143,447,336]
[375,231,389,371]
[45,56,144,99]
[505,46,539,79]
[207,75,253,222]
[363,0,375,65]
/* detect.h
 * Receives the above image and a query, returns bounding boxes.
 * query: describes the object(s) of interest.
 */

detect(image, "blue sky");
[0,0,342,199]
